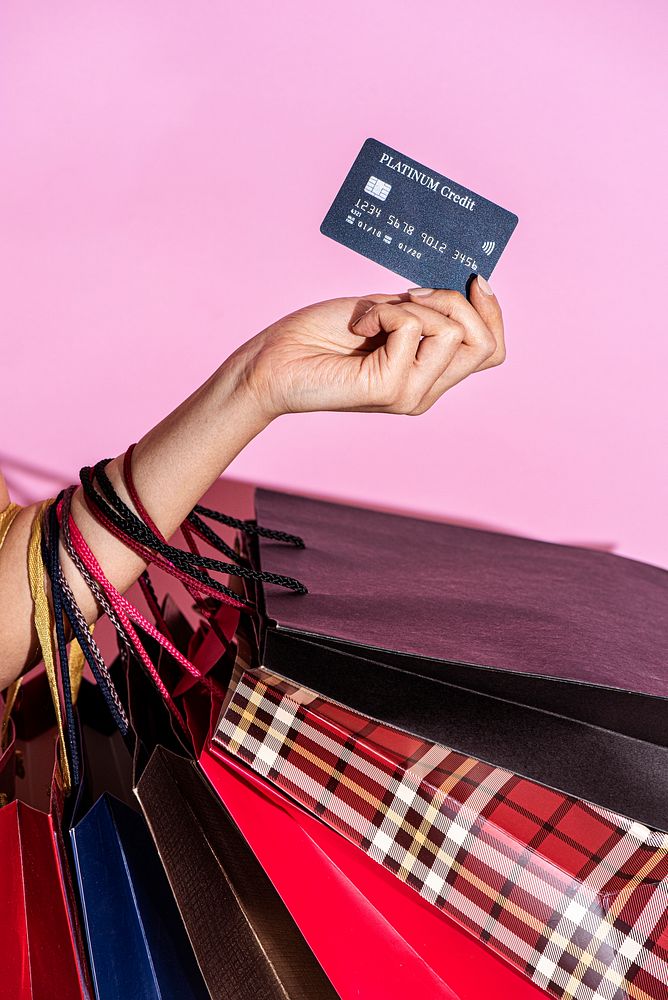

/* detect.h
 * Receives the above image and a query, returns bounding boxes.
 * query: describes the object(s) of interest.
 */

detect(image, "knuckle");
[400,313,421,334]
[431,289,462,308]
[449,320,466,344]
[477,333,496,361]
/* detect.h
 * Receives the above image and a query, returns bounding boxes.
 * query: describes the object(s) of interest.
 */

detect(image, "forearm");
[0,361,270,688]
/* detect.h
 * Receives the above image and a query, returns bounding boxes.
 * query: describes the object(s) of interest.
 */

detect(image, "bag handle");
[42,496,129,735]
[27,500,75,791]
[81,456,308,596]
[57,494,207,737]
[81,463,255,605]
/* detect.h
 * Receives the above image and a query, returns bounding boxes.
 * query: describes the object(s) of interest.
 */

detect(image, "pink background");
[2,1,667,568]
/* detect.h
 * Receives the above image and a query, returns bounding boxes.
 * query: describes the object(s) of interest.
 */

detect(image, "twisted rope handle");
[82,450,308,596]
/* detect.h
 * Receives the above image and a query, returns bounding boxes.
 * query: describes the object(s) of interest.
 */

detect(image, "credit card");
[320,137,518,293]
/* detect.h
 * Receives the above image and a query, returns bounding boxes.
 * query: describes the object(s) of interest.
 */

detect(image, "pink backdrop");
[2,1,667,568]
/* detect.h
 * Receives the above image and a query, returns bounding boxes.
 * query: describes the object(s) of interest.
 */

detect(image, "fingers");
[348,293,404,330]
[391,300,466,394]
[350,301,461,413]
[406,278,504,371]
[345,279,506,415]
[349,300,464,414]
[351,302,423,373]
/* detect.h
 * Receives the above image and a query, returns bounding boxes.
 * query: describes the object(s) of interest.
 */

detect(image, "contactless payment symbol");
[364,175,392,201]
[481,240,496,256]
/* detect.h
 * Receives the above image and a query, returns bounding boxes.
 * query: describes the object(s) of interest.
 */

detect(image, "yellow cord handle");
[27,501,72,791]
[2,499,90,792]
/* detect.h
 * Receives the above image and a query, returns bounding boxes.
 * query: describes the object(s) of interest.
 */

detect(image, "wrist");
[212,354,276,439]
[128,355,274,532]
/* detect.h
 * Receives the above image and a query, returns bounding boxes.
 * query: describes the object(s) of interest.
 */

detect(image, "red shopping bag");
[0,670,90,1000]
[200,745,544,1000]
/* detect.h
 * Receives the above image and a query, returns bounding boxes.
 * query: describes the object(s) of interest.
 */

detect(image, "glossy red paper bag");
[0,672,90,1000]
[200,746,546,1000]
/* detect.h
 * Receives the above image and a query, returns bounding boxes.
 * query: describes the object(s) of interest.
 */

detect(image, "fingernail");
[406,287,434,296]
[477,275,494,296]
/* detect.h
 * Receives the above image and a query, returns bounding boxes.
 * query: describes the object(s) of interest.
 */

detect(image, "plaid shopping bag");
[213,664,668,1000]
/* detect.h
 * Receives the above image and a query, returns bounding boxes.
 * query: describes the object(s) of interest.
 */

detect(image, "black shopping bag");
[244,488,668,830]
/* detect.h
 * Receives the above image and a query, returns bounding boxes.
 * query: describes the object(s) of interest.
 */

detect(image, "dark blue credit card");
[320,138,518,293]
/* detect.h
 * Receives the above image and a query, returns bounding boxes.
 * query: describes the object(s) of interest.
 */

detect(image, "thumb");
[468,272,501,323]
[468,274,506,368]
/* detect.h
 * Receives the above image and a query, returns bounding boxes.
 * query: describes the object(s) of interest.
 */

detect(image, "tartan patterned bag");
[213,664,668,1000]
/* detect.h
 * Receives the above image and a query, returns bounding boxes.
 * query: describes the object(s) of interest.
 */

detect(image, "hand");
[224,275,506,420]
[0,273,505,686]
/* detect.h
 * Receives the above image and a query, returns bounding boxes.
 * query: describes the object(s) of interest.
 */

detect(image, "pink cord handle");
[81,489,244,609]
[58,500,205,731]
[123,444,228,612]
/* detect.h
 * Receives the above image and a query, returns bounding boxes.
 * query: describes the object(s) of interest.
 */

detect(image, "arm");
[0,282,504,688]
[0,471,9,512]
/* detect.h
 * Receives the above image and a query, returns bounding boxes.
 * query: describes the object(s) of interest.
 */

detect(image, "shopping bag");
[250,486,668,728]
[0,670,91,1000]
[136,746,339,999]
[68,678,208,1000]
[244,488,668,829]
[152,601,538,1000]
[213,664,668,1000]
[121,599,467,999]
[200,746,546,1000]
[71,794,209,1000]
